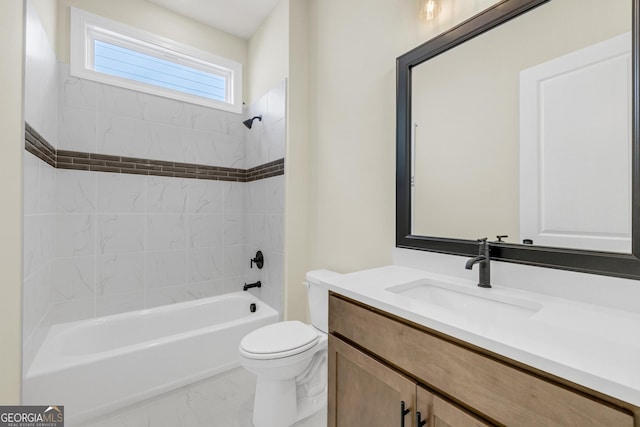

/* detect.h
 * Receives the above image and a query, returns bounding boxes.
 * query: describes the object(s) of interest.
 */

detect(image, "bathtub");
[23,292,278,426]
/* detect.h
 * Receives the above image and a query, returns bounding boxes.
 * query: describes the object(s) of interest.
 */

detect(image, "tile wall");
[49,172,248,320]
[50,76,286,320]
[243,81,287,315]
[23,1,58,370]
[23,3,287,371]
[57,63,246,168]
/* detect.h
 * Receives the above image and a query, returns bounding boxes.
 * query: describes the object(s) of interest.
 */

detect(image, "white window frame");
[70,7,243,114]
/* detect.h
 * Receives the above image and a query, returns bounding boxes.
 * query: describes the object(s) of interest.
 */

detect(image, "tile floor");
[85,367,327,427]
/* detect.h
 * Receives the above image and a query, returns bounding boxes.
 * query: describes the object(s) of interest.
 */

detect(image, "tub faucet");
[465,238,491,288]
[243,281,262,291]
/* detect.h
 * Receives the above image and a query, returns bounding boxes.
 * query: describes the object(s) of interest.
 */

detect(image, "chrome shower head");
[243,115,262,129]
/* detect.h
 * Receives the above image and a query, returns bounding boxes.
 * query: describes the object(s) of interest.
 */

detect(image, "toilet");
[239,270,339,427]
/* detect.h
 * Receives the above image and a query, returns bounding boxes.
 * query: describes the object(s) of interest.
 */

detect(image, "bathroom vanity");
[323,266,640,427]
[331,0,640,423]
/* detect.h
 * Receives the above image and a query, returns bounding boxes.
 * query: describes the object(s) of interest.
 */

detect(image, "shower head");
[242,115,262,129]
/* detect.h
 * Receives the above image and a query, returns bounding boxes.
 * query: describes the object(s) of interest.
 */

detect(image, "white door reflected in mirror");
[410,0,632,252]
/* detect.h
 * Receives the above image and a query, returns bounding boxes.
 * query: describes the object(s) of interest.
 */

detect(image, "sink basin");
[387,281,542,322]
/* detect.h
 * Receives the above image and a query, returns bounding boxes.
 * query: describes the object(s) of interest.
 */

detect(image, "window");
[70,8,242,113]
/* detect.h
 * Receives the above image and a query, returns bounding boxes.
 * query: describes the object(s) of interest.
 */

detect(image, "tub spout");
[243,281,262,291]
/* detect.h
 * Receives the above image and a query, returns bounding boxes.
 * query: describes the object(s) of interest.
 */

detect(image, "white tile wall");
[97,114,149,158]
[240,79,287,315]
[55,169,96,213]
[245,175,286,316]
[59,63,246,168]
[52,173,260,319]
[147,176,189,213]
[23,155,57,371]
[23,0,59,373]
[146,250,187,288]
[246,80,287,169]
[96,253,145,296]
[97,214,145,254]
[51,256,95,303]
[97,173,146,213]
[24,1,58,148]
[58,106,97,152]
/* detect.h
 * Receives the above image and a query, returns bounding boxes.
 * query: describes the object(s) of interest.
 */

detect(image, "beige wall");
[32,0,57,48]
[307,0,422,273]
[304,0,532,274]
[281,0,504,321]
[0,0,24,404]
[284,0,311,322]
[247,0,289,104]
[56,0,249,102]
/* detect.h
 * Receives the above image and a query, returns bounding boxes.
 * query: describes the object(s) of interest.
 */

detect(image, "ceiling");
[147,0,281,39]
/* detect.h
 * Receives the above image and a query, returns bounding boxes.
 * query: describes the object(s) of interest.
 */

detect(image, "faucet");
[465,238,491,288]
[243,281,262,291]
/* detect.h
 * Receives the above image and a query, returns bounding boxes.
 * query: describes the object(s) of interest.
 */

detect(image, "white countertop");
[317,265,640,407]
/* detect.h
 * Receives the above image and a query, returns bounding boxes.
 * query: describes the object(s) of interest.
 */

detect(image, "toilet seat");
[240,321,319,360]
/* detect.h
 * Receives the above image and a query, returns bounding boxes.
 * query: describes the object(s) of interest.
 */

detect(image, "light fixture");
[420,0,441,21]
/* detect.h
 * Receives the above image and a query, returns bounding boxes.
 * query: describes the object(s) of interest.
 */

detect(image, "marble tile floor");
[85,367,327,427]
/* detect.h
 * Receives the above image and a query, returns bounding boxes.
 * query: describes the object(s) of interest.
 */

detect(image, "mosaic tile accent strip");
[25,123,56,168]
[56,150,250,181]
[24,123,284,182]
[246,159,286,182]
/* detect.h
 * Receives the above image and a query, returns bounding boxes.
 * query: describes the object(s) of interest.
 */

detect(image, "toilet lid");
[240,321,319,358]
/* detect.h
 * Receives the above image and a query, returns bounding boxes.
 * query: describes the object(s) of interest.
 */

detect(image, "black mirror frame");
[396,0,640,280]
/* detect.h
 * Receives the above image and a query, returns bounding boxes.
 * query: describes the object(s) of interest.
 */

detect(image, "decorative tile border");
[25,122,284,182]
[25,123,56,168]
[246,159,286,182]
[55,149,250,181]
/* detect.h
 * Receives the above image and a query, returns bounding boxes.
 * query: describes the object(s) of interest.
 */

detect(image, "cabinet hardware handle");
[417,411,428,427]
[400,401,410,427]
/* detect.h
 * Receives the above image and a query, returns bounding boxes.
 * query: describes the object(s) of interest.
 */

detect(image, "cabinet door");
[417,386,493,427]
[329,335,416,427]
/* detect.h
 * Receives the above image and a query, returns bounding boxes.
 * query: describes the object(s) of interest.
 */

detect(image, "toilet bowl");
[239,270,339,427]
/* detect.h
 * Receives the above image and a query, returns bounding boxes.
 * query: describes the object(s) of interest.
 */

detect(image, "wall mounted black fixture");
[243,281,262,291]
[242,115,262,129]
[251,250,264,269]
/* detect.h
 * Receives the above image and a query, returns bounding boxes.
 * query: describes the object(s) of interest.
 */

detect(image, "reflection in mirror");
[411,0,631,252]
[418,0,501,34]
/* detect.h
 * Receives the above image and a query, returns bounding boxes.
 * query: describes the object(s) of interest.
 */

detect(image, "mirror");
[397,0,640,279]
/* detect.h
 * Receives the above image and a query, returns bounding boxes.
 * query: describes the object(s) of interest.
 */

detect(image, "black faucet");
[465,238,491,288]
[243,281,262,291]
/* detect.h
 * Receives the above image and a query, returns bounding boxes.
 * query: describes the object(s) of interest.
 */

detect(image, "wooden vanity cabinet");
[328,293,636,427]
[417,386,492,427]
[329,334,491,427]
[329,335,416,427]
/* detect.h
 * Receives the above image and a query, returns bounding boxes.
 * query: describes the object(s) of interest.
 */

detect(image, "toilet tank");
[304,270,341,333]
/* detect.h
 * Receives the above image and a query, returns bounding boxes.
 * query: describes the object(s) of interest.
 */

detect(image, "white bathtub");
[23,292,278,426]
